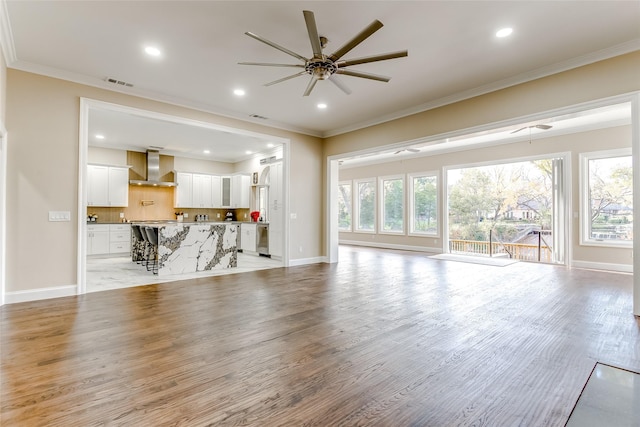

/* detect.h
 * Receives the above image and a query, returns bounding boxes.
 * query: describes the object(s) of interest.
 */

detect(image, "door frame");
[442,152,571,265]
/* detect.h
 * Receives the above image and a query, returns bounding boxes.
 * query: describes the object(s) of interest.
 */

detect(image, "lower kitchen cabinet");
[240,223,257,253]
[87,224,131,255]
[109,224,131,254]
[87,225,110,255]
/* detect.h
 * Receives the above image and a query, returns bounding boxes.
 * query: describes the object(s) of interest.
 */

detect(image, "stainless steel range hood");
[129,150,177,187]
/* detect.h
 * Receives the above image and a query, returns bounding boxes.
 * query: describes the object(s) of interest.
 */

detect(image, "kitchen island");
[132,221,238,275]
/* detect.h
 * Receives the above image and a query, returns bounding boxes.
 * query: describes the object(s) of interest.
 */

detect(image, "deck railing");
[449,239,553,263]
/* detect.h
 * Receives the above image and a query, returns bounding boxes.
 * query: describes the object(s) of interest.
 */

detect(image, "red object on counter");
[250,211,260,222]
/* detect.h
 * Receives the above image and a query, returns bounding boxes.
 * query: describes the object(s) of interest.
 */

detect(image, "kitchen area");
[86,145,283,292]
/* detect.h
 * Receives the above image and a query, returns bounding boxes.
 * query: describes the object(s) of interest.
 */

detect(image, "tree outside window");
[381,177,404,233]
[356,180,376,232]
[583,151,632,244]
[338,182,352,231]
[410,174,437,235]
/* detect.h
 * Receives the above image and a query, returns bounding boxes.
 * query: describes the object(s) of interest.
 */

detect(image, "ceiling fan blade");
[303,75,319,97]
[329,20,384,62]
[338,50,408,67]
[264,71,307,87]
[336,69,390,82]
[328,74,352,95]
[510,127,527,134]
[244,31,308,63]
[406,148,420,153]
[535,124,553,130]
[303,10,323,59]
[239,62,305,68]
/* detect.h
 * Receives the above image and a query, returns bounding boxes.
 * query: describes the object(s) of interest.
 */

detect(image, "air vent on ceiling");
[249,114,268,120]
[148,145,164,150]
[105,77,134,88]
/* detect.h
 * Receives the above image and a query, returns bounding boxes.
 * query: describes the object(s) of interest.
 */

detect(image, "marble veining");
[157,223,237,275]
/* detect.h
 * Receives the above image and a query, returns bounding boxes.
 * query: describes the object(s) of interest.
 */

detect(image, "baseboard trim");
[289,256,326,267]
[5,285,77,304]
[571,260,633,273]
[340,240,441,254]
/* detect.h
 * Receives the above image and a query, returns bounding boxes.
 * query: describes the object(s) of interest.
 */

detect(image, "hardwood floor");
[2,246,639,426]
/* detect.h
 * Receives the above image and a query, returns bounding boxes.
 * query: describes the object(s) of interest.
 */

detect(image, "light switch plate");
[49,211,71,222]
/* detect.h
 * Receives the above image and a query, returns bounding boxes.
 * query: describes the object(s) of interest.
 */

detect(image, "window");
[355,179,376,232]
[408,172,438,236]
[380,175,404,234]
[580,149,632,247]
[338,181,352,232]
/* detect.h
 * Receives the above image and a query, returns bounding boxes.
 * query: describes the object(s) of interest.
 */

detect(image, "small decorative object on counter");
[250,211,260,222]
[175,212,184,222]
[88,214,98,222]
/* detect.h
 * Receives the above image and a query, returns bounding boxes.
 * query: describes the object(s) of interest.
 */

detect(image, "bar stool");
[145,226,159,275]
[130,225,145,263]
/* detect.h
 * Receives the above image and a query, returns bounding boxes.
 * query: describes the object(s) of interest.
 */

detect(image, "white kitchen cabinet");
[221,176,232,208]
[268,162,283,258]
[240,223,257,252]
[192,174,213,208]
[107,167,129,207]
[211,175,221,208]
[174,172,193,208]
[87,165,109,206]
[231,174,250,208]
[109,224,131,254]
[87,164,129,207]
[87,224,110,255]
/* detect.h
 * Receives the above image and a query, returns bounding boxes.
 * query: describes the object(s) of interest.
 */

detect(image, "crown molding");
[323,39,640,138]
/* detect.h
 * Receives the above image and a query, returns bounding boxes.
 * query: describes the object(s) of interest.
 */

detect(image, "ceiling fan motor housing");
[306,59,337,80]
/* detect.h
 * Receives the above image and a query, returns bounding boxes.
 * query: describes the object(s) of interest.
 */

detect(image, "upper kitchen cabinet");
[220,176,232,208]
[192,174,213,208]
[231,175,250,209]
[174,172,193,208]
[87,164,129,207]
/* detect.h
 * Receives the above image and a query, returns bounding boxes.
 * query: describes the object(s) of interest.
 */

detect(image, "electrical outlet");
[119,212,125,218]
[244,213,247,219]
[217,213,220,219]
[299,246,303,253]
[183,212,189,218]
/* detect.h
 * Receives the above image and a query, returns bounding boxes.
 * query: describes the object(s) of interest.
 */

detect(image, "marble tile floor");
[87,253,282,293]
[566,363,640,426]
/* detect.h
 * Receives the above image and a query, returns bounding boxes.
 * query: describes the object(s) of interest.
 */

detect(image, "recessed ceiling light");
[496,28,513,38]
[144,46,161,57]
[317,103,327,109]
[245,150,253,155]
[203,150,210,154]
[95,134,105,140]
[233,89,246,96]
[267,143,274,148]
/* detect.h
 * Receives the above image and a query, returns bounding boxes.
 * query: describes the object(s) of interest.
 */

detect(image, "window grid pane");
[412,175,437,234]
[338,183,352,231]
[382,178,404,232]
[357,181,375,231]
[588,155,633,241]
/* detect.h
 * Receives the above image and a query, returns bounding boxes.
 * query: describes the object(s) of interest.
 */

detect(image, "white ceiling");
[1,1,639,161]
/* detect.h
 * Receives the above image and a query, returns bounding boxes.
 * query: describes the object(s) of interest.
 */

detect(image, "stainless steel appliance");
[257,224,269,256]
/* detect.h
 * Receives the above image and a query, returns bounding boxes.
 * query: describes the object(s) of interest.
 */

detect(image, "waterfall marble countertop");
[131,221,239,275]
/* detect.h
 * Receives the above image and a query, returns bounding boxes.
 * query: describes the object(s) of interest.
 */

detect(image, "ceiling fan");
[239,10,408,96]
[511,124,553,134]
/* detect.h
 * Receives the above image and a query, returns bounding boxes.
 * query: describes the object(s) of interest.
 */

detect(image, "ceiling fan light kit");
[239,10,408,96]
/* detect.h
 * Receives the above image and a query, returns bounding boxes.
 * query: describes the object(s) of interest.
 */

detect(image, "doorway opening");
[446,156,567,264]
